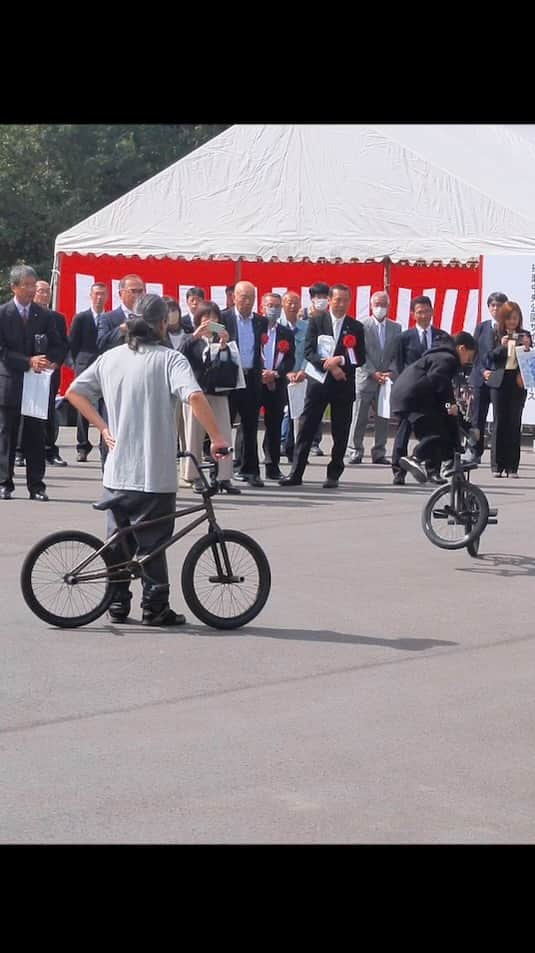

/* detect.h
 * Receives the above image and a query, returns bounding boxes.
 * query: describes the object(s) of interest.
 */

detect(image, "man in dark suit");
[0,265,62,500]
[32,280,70,466]
[465,291,508,464]
[259,293,295,481]
[220,280,268,487]
[69,281,108,461]
[280,283,366,488]
[391,296,447,485]
[96,274,145,352]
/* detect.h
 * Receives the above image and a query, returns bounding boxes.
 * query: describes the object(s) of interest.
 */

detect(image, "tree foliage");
[0,124,229,300]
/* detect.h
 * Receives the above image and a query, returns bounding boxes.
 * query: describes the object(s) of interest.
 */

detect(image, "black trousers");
[0,406,46,494]
[411,413,460,473]
[104,489,177,611]
[490,371,526,474]
[261,383,286,472]
[391,417,413,475]
[290,381,354,481]
[470,383,491,459]
[229,370,262,477]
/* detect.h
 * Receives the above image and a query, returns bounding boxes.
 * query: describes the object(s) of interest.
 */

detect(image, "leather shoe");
[279,475,303,486]
[310,446,324,456]
[15,455,25,467]
[248,476,264,488]
[77,451,88,462]
[265,468,284,481]
[323,478,339,488]
[392,471,406,486]
[347,452,362,465]
[217,480,241,495]
[0,488,13,500]
[47,455,68,466]
[29,491,49,501]
[372,457,391,465]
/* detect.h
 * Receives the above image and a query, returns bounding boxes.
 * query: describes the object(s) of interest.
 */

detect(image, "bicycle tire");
[181,529,271,629]
[21,530,115,627]
[422,482,489,550]
[467,533,481,558]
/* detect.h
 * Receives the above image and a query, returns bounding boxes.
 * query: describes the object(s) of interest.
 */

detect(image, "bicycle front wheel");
[181,529,271,629]
[422,482,489,550]
[21,531,115,627]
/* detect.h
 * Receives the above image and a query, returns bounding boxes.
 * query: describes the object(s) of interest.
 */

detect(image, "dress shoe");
[0,488,13,500]
[29,492,49,501]
[372,456,391,465]
[347,452,362,465]
[265,468,284,481]
[47,455,68,466]
[322,478,339,488]
[217,480,241,495]
[248,476,264,488]
[310,446,324,456]
[399,455,427,484]
[279,475,303,486]
[392,471,406,486]
[77,451,89,462]
[15,455,25,467]
[427,471,448,485]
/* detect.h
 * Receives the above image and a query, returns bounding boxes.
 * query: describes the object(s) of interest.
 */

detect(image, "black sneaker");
[141,607,186,626]
[399,455,428,484]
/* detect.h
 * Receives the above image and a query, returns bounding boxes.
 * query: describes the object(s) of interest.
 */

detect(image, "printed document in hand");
[21,368,54,419]
[304,334,335,384]
[287,380,307,419]
[377,377,392,418]
[516,346,535,389]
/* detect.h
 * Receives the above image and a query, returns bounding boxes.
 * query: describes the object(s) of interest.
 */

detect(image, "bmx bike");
[20,451,271,629]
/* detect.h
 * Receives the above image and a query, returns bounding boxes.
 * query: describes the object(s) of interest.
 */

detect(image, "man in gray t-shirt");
[67,294,227,627]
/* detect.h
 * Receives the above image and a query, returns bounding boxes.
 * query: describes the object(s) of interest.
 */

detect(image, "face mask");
[266,306,281,321]
[372,306,387,320]
[313,297,329,311]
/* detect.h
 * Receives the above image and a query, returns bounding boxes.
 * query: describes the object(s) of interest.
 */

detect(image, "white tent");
[55,124,535,264]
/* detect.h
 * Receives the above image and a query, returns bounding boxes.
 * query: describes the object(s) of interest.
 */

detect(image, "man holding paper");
[0,265,62,501]
[280,284,365,488]
[347,291,401,466]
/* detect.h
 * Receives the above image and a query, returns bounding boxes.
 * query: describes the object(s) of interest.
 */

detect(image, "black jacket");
[69,309,100,372]
[219,308,268,372]
[0,300,62,407]
[391,337,461,418]
[396,326,447,373]
[486,327,531,389]
[304,312,366,398]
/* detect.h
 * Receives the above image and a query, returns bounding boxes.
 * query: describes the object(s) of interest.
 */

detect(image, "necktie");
[378,322,385,350]
[21,307,28,323]
[422,329,428,350]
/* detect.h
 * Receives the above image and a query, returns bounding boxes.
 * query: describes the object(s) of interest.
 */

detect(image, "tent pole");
[383,256,391,294]
[50,253,61,309]
[236,258,242,284]
[477,255,483,326]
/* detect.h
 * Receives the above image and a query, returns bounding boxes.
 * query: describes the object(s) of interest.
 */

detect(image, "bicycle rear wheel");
[422,482,489,550]
[181,529,271,629]
[21,531,115,627]
[467,534,481,557]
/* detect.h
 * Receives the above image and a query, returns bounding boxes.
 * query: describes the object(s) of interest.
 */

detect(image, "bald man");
[220,281,268,487]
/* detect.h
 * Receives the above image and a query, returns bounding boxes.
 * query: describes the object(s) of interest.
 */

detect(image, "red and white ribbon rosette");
[342,333,357,366]
[274,338,291,369]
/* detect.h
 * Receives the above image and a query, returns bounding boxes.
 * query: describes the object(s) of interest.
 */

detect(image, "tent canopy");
[55,124,535,264]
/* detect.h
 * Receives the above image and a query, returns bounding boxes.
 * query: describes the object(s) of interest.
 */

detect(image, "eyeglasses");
[124,287,145,295]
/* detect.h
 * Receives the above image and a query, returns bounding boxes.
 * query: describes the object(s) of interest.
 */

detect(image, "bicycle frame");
[64,452,232,586]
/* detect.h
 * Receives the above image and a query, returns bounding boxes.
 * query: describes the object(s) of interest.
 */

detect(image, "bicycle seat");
[92,493,131,512]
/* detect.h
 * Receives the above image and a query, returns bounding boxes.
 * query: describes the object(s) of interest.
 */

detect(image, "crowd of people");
[1,265,533,508]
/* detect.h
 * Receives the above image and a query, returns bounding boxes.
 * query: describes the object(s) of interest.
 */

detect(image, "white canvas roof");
[55,124,535,263]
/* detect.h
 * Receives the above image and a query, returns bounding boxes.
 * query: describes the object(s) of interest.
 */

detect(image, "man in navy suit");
[96,274,146,353]
[69,281,108,460]
[32,279,70,466]
[392,296,447,485]
[280,284,366,488]
[465,291,508,464]
[0,265,62,500]
[259,292,295,481]
[220,280,268,487]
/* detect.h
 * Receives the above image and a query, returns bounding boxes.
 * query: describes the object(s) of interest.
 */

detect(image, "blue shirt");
[236,308,255,369]
[264,323,277,369]
[279,316,308,370]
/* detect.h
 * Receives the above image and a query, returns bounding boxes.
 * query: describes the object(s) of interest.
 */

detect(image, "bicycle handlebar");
[177,449,232,493]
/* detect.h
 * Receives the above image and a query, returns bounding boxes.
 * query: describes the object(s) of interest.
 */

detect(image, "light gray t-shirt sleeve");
[68,355,104,401]
[166,349,202,403]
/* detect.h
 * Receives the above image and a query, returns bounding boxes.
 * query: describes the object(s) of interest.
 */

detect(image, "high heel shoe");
[217,480,241,495]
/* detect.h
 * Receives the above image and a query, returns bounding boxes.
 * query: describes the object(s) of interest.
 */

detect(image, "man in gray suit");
[346,291,401,465]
